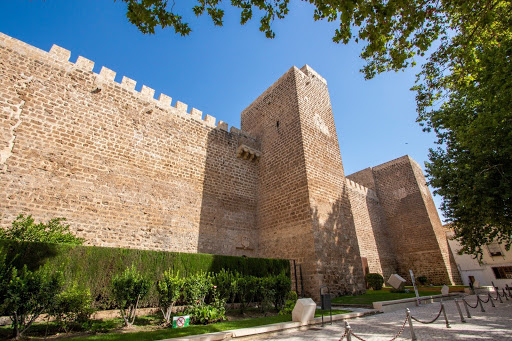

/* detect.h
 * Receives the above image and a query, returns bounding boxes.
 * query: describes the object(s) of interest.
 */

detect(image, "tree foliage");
[50,283,94,333]
[157,269,184,324]
[112,265,152,327]
[116,0,512,257]
[0,215,84,245]
[414,1,512,257]
[2,266,63,340]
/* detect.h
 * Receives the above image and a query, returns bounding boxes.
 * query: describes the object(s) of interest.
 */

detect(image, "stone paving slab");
[251,295,512,340]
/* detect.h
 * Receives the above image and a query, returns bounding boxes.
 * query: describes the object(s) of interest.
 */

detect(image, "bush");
[183,272,212,306]
[186,302,225,325]
[2,265,63,339]
[417,276,428,285]
[112,265,152,327]
[183,273,226,325]
[0,215,84,245]
[255,277,276,313]
[0,253,12,315]
[273,272,292,310]
[0,240,290,310]
[157,270,185,324]
[237,276,258,314]
[366,273,384,290]
[212,269,238,306]
[279,290,297,315]
[50,283,94,333]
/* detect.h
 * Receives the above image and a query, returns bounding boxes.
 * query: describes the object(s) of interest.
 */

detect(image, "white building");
[446,230,512,288]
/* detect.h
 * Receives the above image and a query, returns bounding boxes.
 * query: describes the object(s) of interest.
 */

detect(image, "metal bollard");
[441,302,451,328]
[406,308,417,341]
[478,295,486,312]
[488,293,495,307]
[455,299,466,323]
[345,321,352,341]
[463,299,472,318]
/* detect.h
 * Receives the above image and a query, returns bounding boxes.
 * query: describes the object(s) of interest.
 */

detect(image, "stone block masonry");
[241,65,366,298]
[0,32,259,257]
[0,32,461,301]
[348,156,462,285]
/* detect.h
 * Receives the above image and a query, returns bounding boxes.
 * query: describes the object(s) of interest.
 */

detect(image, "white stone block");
[441,285,449,295]
[388,274,406,290]
[292,298,316,324]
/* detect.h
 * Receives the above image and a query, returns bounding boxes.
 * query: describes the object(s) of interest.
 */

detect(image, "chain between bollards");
[410,302,444,324]
[340,294,508,341]
[478,295,486,312]
[341,313,411,341]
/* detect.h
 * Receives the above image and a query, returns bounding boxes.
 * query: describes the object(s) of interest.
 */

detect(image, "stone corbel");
[236,144,261,163]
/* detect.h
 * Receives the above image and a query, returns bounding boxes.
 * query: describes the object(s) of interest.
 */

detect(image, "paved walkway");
[252,295,512,340]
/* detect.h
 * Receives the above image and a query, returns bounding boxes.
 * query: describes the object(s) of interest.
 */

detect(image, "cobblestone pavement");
[255,295,512,340]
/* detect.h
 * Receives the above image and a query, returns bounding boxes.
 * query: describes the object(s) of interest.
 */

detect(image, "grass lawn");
[64,315,293,341]
[332,289,442,305]
[1,309,351,341]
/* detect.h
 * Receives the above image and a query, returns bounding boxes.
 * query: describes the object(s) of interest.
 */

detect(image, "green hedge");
[0,240,290,310]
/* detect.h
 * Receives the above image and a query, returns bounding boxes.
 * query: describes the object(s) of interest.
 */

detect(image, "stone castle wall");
[0,32,461,298]
[348,156,461,285]
[346,179,397,281]
[0,32,259,257]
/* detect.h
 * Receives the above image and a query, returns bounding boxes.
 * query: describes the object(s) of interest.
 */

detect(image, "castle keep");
[0,32,461,298]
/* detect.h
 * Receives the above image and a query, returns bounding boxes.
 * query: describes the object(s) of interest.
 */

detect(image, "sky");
[0,0,445,219]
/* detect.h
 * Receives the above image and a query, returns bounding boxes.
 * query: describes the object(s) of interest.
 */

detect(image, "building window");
[492,266,512,279]
[487,242,503,257]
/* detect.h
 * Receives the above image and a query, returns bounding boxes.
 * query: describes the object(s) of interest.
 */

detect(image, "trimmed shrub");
[0,240,290,310]
[279,290,298,315]
[273,272,292,310]
[237,276,259,314]
[3,265,63,339]
[112,266,152,327]
[157,270,185,324]
[183,272,212,306]
[366,273,384,290]
[0,253,12,315]
[50,283,94,333]
[417,276,428,285]
[212,269,238,306]
[255,277,276,313]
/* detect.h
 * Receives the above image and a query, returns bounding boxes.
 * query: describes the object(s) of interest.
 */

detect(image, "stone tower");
[348,156,461,285]
[241,65,366,297]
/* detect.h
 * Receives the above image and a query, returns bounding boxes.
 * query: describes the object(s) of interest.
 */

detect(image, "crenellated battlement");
[346,178,379,201]
[0,32,257,138]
